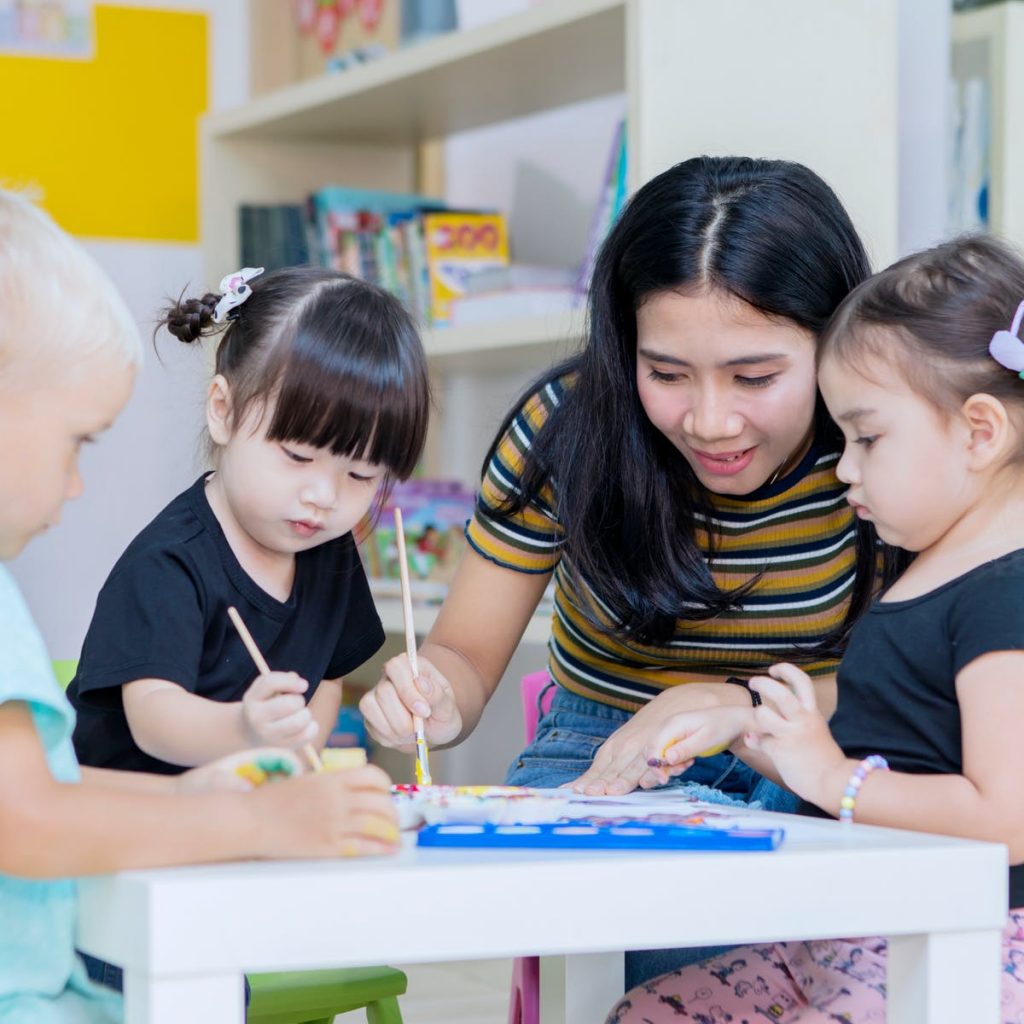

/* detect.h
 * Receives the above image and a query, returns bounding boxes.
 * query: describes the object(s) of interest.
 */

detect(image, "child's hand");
[254,764,401,858]
[360,653,462,751]
[640,704,756,789]
[241,671,317,749]
[744,663,849,807]
[175,748,304,794]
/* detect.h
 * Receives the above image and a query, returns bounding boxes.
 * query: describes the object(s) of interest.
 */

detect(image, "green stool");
[247,966,407,1024]
[52,658,78,690]
[52,661,407,1024]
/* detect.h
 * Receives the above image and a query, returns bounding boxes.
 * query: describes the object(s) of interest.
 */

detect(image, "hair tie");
[989,298,1024,380]
[212,266,264,323]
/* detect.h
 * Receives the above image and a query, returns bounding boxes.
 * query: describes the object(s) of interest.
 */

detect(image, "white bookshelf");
[952,1,1024,248]
[202,0,902,343]
[202,0,900,660]
[423,307,584,372]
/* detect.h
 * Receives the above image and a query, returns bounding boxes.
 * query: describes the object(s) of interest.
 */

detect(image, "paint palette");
[391,784,570,830]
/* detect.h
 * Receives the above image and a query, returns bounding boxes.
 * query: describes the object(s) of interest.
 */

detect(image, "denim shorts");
[505,682,797,813]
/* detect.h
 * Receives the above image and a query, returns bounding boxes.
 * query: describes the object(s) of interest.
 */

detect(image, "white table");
[77,810,1007,1024]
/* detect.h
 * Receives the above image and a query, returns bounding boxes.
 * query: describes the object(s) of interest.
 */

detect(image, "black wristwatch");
[724,676,763,708]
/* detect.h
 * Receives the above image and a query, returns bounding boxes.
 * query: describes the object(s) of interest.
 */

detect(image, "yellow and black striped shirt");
[466,375,856,711]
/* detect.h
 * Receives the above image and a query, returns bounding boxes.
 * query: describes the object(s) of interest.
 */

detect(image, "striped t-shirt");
[465,375,857,711]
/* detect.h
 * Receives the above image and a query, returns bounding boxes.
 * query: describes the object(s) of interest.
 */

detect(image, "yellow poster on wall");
[0,4,206,242]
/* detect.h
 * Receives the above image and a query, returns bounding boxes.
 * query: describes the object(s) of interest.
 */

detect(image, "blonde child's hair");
[0,190,142,380]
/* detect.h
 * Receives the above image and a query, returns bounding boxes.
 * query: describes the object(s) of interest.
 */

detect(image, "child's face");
[211,396,384,556]
[0,353,135,559]
[819,350,972,551]
[635,289,818,495]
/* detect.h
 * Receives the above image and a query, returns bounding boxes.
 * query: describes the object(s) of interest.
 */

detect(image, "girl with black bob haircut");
[69,266,429,793]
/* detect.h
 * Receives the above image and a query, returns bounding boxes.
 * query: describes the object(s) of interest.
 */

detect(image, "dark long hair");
[160,267,431,506]
[490,155,895,649]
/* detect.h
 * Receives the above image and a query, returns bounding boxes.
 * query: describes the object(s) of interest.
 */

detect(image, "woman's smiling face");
[635,288,819,495]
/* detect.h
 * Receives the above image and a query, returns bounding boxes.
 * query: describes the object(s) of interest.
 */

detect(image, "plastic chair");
[508,670,555,1024]
[247,966,406,1024]
[53,661,408,1024]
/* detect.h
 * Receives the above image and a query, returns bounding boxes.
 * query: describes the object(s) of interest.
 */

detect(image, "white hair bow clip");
[989,298,1024,380]
[213,266,264,323]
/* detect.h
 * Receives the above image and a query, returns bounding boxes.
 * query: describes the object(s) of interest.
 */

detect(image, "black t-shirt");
[69,474,385,775]
[805,548,1024,907]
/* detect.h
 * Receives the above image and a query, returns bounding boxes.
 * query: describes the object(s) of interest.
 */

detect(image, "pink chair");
[509,670,555,1024]
[520,669,555,746]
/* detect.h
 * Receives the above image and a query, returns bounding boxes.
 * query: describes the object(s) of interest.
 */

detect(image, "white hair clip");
[989,298,1024,379]
[212,266,264,323]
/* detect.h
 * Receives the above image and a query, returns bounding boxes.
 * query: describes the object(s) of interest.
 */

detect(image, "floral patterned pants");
[606,909,1024,1024]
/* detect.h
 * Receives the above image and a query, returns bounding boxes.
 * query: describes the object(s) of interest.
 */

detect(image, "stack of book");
[237,120,628,328]
[240,190,511,327]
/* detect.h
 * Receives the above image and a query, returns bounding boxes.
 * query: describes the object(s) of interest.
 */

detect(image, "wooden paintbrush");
[227,605,323,773]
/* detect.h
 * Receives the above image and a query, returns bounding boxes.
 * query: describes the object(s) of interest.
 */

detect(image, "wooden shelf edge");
[204,0,624,141]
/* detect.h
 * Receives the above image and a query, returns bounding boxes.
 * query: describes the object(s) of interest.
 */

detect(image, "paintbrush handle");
[228,605,322,773]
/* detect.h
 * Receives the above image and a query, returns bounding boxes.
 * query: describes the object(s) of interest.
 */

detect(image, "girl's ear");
[206,375,233,446]
[961,392,1011,470]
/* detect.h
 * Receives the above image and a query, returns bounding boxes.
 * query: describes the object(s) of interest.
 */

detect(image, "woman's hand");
[566,683,751,795]
[241,671,317,748]
[175,748,304,794]
[359,653,462,751]
[744,663,850,807]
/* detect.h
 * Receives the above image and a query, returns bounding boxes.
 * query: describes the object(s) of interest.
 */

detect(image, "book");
[423,210,510,326]
[575,118,627,300]
[448,287,576,326]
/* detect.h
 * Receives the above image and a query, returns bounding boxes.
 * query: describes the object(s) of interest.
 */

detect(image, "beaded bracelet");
[838,754,889,823]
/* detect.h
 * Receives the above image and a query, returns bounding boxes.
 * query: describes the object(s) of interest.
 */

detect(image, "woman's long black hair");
[487,155,907,651]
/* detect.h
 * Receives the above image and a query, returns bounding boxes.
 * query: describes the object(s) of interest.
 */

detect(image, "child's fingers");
[644,716,703,766]
[248,672,309,701]
[751,703,789,737]
[260,708,316,745]
[335,763,394,794]
[257,693,309,720]
[767,662,818,710]
[335,835,401,857]
[749,676,803,718]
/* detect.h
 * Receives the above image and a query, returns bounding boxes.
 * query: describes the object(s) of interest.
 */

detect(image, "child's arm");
[123,672,317,767]
[750,656,1024,857]
[0,703,399,877]
[308,677,343,749]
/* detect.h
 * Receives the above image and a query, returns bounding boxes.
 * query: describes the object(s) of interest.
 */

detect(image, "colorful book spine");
[423,211,510,326]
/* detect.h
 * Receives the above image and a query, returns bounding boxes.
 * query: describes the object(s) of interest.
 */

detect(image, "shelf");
[374,596,551,646]
[952,2,1024,247]
[206,0,625,145]
[422,309,586,372]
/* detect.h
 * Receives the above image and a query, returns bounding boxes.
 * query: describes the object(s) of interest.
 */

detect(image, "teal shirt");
[0,567,121,1023]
